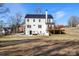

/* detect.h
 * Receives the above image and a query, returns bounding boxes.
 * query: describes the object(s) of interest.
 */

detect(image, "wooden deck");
[47,28,65,35]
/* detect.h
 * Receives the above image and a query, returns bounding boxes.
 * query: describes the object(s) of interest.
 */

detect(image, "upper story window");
[33,25,35,26]
[27,19,29,22]
[38,25,42,28]
[27,25,31,28]
[49,19,51,22]
[33,19,35,22]
[47,19,51,23]
[39,19,41,22]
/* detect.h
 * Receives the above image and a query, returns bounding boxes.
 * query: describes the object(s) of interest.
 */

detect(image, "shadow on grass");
[0,39,41,47]
[0,39,79,56]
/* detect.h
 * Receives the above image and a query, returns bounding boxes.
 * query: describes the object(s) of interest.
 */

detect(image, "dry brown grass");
[0,39,79,56]
[0,27,79,41]
[0,27,79,56]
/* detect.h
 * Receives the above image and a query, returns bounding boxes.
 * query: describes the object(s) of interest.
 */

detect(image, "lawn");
[0,27,79,56]
[0,27,79,40]
[0,39,79,56]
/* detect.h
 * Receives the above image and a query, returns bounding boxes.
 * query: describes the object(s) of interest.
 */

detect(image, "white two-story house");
[25,10,54,36]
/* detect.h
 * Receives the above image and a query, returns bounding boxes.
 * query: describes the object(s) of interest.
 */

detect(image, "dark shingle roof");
[25,14,53,19]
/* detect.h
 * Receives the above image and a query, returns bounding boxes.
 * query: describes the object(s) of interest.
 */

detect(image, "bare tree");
[34,7,43,14]
[0,4,23,33]
[0,20,4,28]
[0,3,10,27]
[15,13,22,33]
[68,16,79,27]
[9,16,16,33]
[8,12,23,33]
[10,14,22,32]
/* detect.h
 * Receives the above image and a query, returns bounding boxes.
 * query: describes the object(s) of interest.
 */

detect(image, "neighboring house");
[25,10,54,36]
[3,27,11,35]
[19,25,25,33]
[0,28,5,35]
[0,27,11,35]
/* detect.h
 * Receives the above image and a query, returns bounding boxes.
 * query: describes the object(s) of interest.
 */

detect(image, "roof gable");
[25,14,53,19]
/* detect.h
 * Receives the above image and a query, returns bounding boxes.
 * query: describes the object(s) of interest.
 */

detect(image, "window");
[39,19,41,22]
[27,19,29,22]
[38,25,42,28]
[27,25,31,28]
[33,19,35,22]
[33,25,35,26]
[48,19,51,22]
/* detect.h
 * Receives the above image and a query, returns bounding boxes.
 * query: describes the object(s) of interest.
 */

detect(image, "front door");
[29,30,32,35]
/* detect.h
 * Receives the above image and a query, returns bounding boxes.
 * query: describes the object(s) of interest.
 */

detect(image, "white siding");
[25,18,53,36]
